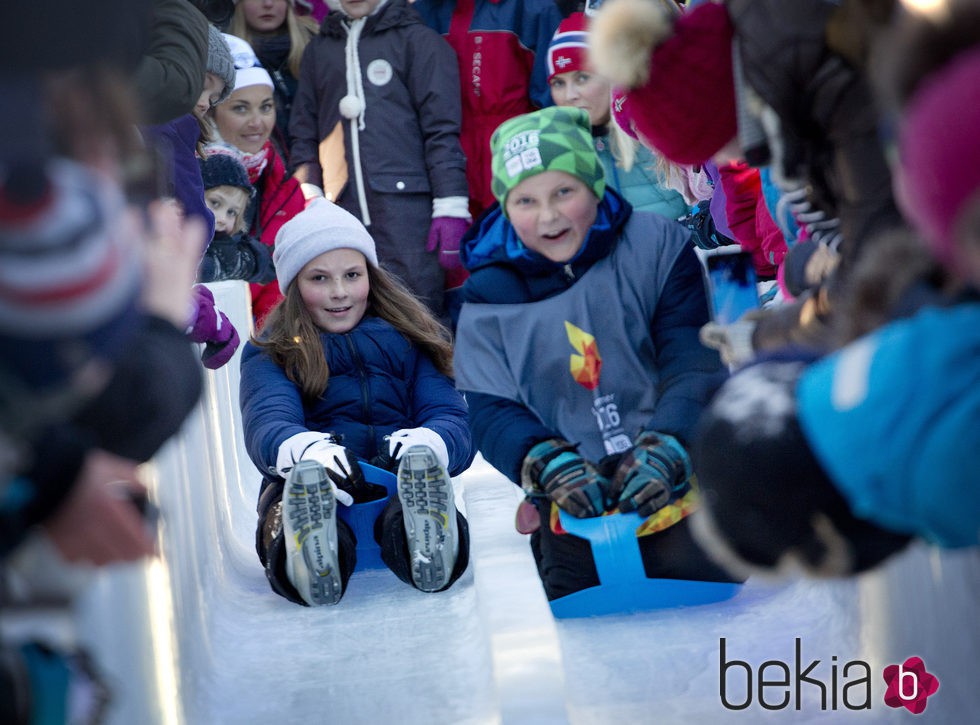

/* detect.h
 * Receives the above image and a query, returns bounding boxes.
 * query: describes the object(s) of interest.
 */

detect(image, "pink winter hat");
[897,45,980,272]
[590,0,737,165]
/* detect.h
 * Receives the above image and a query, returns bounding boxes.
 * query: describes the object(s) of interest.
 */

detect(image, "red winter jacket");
[719,161,786,279]
[249,141,305,327]
[413,0,563,217]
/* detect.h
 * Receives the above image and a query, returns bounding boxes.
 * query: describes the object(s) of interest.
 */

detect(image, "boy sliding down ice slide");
[240,199,474,606]
[453,106,742,602]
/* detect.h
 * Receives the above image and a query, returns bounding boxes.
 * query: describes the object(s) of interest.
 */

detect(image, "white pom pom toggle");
[339,95,364,119]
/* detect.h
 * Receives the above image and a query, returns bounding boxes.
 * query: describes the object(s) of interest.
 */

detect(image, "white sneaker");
[282,460,343,606]
[397,445,459,592]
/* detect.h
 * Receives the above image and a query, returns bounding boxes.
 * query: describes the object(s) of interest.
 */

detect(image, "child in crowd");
[198,142,276,284]
[141,23,243,370]
[240,199,474,606]
[146,23,236,246]
[546,11,689,221]
[453,107,740,601]
[590,0,906,356]
[289,0,470,320]
[226,0,318,157]
[211,33,306,325]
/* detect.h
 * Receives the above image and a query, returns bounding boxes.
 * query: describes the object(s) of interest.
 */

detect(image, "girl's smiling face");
[296,248,371,333]
[212,85,276,155]
[241,0,288,34]
[505,171,599,263]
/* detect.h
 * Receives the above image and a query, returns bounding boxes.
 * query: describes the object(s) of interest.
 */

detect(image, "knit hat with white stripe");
[0,159,141,387]
[547,12,590,83]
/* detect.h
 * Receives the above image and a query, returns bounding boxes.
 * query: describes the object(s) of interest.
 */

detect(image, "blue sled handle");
[557,509,647,586]
[551,509,743,618]
[335,461,397,571]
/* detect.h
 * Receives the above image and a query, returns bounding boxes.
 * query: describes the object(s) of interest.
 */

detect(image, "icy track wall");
[73,281,979,724]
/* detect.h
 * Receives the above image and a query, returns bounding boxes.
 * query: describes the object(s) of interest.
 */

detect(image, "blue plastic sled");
[549,510,742,618]
[336,462,397,571]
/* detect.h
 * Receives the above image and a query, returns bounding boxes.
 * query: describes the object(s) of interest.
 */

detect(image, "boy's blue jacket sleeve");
[644,244,729,445]
[466,391,556,485]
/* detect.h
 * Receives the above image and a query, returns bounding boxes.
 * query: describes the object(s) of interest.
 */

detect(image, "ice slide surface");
[69,282,977,724]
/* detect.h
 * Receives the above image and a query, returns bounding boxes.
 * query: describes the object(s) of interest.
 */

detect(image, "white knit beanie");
[273,198,379,294]
[222,33,274,92]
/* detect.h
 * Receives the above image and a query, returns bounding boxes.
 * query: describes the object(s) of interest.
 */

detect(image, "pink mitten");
[187,285,240,369]
[426,217,470,272]
[187,285,219,343]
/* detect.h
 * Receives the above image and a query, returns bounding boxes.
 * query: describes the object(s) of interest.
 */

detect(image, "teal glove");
[610,431,692,517]
[520,439,609,518]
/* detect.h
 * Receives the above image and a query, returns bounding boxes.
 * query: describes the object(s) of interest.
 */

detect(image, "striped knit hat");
[547,12,590,82]
[490,107,606,214]
[0,159,141,387]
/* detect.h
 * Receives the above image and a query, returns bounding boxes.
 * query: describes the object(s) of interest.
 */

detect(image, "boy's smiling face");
[505,171,599,263]
[205,185,250,235]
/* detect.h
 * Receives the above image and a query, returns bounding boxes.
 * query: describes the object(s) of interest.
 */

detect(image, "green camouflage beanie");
[490,107,605,214]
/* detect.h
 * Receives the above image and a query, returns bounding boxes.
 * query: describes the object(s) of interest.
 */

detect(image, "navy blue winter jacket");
[240,316,474,479]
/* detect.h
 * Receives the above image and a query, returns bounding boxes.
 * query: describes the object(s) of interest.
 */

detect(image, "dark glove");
[681,199,737,250]
[520,438,609,518]
[187,285,240,369]
[609,431,692,517]
[198,233,275,284]
[316,445,387,504]
[426,217,469,272]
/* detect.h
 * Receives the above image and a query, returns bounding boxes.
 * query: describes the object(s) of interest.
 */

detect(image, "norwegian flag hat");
[547,12,590,83]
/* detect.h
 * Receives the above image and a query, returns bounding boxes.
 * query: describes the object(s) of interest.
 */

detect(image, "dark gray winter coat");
[289,0,467,312]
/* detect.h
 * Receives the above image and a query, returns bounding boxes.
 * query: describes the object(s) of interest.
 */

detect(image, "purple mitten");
[426,217,469,272]
[200,312,240,369]
[187,285,218,343]
[187,285,240,369]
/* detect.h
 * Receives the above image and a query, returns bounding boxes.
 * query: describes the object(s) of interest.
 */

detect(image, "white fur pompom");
[339,95,364,119]
[589,0,676,89]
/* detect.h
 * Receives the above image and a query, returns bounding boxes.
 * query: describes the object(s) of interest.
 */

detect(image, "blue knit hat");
[199,143,252,194]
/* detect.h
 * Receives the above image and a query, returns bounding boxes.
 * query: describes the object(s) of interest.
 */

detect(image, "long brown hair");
[253,264,454,400]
